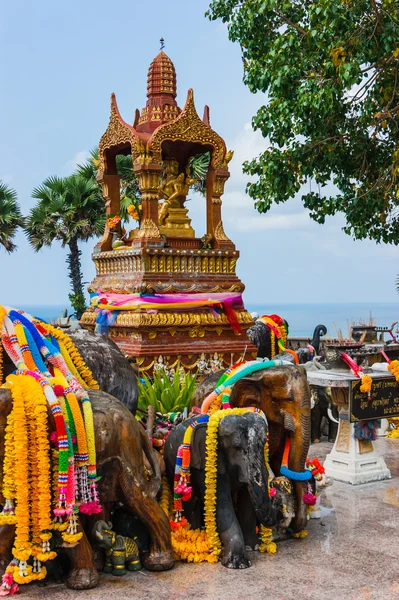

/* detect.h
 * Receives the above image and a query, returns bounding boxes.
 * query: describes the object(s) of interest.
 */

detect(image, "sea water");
[245,302,399,338]
[7,302,399,338]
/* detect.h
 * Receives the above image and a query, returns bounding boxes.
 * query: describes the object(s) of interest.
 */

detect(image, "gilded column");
[133,163,163,245]
[207,167,234,249]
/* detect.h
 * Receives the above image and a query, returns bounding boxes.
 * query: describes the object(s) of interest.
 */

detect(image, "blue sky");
[1,0,398,308]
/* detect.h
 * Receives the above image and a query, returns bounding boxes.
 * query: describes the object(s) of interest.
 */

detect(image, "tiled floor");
[16,438,399,600]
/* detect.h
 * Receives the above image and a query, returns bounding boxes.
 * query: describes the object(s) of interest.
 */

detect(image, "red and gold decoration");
[80,49,256,372]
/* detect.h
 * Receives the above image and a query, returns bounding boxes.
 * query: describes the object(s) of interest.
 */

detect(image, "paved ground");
[16,437,399,600]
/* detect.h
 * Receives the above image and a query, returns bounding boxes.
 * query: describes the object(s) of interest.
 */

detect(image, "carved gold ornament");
[98,94,137,171]
[135,219,162,239]
[150,89,227,168]
[214,221,230,242]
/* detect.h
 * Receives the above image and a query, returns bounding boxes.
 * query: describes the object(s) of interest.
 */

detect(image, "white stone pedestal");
[323,409,391,485]
[306,369,392,485]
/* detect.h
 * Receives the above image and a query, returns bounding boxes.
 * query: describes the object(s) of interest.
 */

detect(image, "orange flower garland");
[9,376,32,566]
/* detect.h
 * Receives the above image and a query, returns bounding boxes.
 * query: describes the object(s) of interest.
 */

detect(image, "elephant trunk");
[288,417,311,532]
[246,461,279,527]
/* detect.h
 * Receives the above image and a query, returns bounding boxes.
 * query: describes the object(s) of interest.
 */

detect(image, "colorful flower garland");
[257,315,299,364]
[0,306,102,592]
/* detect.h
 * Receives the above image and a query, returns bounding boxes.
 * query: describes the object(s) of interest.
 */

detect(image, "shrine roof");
[98,51,228,170]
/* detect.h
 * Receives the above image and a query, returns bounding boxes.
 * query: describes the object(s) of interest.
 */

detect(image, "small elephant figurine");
[93,520,141,576]
[311,385,339,443]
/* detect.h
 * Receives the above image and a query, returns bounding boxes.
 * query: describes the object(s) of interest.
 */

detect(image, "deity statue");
[158,159,197,230]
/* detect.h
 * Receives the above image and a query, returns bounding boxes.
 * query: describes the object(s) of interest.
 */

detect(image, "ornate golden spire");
[146,51,177,99]
[136,51,180,133]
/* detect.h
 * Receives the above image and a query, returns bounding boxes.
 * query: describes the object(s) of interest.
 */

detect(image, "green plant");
[77,149,140,223]
[188,152,211,196]
[0,181,24,252]
[138,370,197,415]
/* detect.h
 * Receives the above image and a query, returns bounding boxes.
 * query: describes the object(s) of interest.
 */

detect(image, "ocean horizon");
[8,301,399,339]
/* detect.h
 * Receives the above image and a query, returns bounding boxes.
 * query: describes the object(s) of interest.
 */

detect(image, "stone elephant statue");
[227,365,311,533]
[164,412,284,569]
[311,385,339,443]
[1,328,139,416]
[0,388,174,590]
[67,329,138,415]
[246,318,290,359]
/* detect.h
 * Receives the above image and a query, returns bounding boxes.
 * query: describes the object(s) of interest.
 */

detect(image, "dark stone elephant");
[0,388,174,590]
[246,318,289,359]
[68,329,138,415]
[295,325,328,363]
[311,385,338,443]
[226,365,311,533]
[164,412,283,569]
[247,320,327,362]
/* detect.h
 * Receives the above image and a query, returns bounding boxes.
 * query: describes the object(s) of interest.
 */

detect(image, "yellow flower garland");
[58,342,88,388]
[160,476,219,563]
[38,323,99,390]
[0,305,6,385]
[160,476,172,516]
[1,374,57,575]
[9,376,31,562]
[292,530,308,539]
[259,438,277,554]
[1,410,16,510]
[204,408,262,556]
[171,526,219,564]
[270,329,276,357]
[259,527,277,554]
[360,374,373,394]
[388,360,399,383]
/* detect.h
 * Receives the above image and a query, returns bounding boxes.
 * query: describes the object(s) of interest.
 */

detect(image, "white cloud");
[226,123,267,192]
[228,210,311,232]
[61,150,90,175]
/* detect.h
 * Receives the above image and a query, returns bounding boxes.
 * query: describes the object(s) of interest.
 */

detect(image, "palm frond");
[0,181,24,252]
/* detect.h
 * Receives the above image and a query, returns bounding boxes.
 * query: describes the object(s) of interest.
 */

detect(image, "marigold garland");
[0,305,103,589]
[0,306,5,385]
[388,359,399,383]
[204,408,263,556]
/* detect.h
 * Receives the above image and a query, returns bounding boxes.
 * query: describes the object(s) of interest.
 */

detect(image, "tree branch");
[274,10,307,36]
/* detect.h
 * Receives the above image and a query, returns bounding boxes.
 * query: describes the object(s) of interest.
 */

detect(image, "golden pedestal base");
[159,208,195,238]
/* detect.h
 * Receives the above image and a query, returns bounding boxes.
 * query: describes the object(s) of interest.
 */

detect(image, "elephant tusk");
[327,408,339,424]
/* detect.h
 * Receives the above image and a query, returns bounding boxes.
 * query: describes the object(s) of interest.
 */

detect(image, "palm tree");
[77,149,141,221]
[0,182,24,252]
[25,174,105,319]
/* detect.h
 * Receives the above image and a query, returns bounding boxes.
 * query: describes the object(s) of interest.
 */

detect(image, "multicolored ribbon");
[91,291,244,335]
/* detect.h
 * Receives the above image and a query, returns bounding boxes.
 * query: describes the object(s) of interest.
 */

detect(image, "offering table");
[306,369,394,485]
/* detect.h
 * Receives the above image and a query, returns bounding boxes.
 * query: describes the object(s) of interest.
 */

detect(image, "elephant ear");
[190,422,208,470]
[229,378,261,408]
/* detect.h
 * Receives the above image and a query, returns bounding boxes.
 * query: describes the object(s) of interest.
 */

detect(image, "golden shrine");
[81,49,256,371]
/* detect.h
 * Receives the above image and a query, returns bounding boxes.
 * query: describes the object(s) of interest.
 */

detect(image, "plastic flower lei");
[0,306,101,592]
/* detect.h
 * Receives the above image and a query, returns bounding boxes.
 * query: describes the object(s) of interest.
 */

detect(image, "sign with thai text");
[350,376,399,422]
